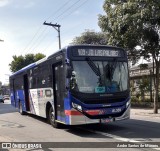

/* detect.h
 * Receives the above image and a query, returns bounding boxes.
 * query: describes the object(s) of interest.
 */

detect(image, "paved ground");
[1,101,160,151]
[131,108,160,118]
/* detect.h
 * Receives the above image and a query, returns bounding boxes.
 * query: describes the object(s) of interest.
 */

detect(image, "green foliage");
[99,0,160,112]
[98,0,160,63]
[145,98,151,102]
[34,53,46,61]
[138,77,150,92]
[136,93,141,99]
[131,96,139,102]
[138,63,148,70]
[72,30,108,45]
[9,53,46,73]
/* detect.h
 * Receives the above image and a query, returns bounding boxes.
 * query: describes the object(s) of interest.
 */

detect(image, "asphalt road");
[0,100,160,151]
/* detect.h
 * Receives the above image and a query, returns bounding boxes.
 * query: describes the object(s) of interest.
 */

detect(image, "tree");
[9,53,46,73]
[98,0,160,113]
[72,30,108,45]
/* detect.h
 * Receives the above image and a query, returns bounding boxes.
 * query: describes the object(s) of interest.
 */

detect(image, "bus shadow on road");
[65,123,126,138]
[65,124,108,138]
[65,119,160,139]
[0,103,18,114]
[24,113,48,124]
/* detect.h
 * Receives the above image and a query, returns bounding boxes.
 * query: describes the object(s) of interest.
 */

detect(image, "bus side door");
[11,79,16,107]
[53,63,65,121]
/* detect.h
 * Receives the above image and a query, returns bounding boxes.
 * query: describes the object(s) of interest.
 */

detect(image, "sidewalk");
[131,108,160,117]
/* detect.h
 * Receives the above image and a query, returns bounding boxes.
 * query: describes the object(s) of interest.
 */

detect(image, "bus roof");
[10,45,126,77]
[10,57,48,77]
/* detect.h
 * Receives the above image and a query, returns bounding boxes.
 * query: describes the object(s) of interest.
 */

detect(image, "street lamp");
[0,39,4,42]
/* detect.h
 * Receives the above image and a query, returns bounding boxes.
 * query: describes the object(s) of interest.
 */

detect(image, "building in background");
[1,85,10,95]
[129,63,154,102]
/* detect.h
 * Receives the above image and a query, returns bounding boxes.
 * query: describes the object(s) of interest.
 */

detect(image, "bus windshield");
[71,60,128,94]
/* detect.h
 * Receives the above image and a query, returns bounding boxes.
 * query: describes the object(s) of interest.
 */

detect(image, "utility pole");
[43,21,61,49]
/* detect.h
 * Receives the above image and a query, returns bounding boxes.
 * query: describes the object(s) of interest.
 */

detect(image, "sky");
[0,0,104,85]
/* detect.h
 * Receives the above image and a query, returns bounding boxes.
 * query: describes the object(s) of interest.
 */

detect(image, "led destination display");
[73,48,121,57]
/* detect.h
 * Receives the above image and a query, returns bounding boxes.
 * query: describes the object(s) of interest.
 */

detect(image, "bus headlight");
[72,103,82,111]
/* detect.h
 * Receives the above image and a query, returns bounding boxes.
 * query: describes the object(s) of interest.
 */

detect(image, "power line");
[31,28,52,54]
[20,0,71,55]
[22,27,49,54]
[57,0,88,23]
[20,26,43,54]
[45,0,71,21]
[41,0,90,50]
[21,0,89,55]
[51,0,82,22]
[31,0,84,52]
[40,36,57,54]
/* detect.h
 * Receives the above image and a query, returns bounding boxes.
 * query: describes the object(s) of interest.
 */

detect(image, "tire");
[48,107,60,128]
[19,102,25,115]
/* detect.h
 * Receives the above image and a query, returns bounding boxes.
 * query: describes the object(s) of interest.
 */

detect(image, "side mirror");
[66,66,73,78]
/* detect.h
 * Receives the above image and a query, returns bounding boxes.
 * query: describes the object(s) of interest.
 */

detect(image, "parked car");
[3,95,10,100]
[0,95,4,103]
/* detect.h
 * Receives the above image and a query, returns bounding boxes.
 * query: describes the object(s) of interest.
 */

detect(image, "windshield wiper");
[86,57,102,85]
[86,57,101,76]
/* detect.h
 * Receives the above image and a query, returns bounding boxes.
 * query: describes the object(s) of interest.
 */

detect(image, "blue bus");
[10,45,130,128]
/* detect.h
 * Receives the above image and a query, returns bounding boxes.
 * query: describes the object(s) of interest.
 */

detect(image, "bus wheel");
[49,107,60,128]
[19,102,25,115]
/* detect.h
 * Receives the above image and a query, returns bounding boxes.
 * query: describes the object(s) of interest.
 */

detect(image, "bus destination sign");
[74,49,120,57]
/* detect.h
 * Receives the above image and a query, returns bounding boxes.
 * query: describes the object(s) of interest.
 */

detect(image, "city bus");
[10,45,130,128]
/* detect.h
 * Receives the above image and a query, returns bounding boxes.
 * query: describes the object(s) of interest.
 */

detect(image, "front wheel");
[48,107,60,128]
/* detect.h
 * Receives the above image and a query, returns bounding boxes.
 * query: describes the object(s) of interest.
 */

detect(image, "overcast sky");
[0,0,104,84]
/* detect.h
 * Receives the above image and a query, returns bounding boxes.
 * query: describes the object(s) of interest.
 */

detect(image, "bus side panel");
[10,90,15,107]
[16,89,26,111]
[29,88,54,118]
[28,89,37,115]
[15,90,19,108]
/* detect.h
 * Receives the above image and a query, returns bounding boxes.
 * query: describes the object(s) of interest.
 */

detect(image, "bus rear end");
[64,45,130,125]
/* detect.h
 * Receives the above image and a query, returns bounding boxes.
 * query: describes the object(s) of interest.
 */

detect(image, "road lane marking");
[92,131,160,150]
[78,127,160,150]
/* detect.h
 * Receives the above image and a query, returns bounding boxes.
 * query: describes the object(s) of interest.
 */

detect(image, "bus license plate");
[101,118,113,123]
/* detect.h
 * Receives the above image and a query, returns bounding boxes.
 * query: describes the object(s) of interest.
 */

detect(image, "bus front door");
[23,74,30,111]
[53,63,65,122]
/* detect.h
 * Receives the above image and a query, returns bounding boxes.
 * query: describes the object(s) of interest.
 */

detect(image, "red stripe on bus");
[65,110,100,116]
[84,110,100,115]
[65,110,83,116]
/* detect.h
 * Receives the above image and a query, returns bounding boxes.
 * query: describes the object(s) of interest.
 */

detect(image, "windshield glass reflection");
[71,61,128,93]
